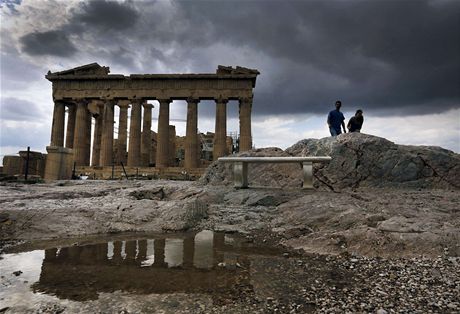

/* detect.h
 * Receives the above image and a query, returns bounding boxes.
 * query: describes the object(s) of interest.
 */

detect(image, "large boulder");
[287,133,460,189]
[200,133,460,190]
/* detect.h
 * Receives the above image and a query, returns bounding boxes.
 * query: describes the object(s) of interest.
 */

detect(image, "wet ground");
[1,231,459,313]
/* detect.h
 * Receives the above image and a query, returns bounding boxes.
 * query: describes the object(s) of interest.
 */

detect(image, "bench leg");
[234,162,248,188]
[302,162,313,189]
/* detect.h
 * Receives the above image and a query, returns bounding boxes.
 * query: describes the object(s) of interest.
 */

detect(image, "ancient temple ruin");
[44,63,259,179]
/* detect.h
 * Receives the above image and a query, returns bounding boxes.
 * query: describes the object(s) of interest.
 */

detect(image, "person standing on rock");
[347,109,364,133]
[327,100,347,136]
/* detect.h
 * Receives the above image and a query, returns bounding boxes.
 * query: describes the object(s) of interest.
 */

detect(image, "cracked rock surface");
[0,134,459,313]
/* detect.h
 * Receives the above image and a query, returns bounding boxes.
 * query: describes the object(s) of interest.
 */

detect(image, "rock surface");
[1,134,459,313]
[288,133,460,190]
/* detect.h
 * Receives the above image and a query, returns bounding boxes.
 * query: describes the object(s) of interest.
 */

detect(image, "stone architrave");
[213,97,228,160]
[156,99,170,168]
[117,100,130,165]
[128,100,142,167]
[239,97,252,151]
[65,104,76,148]
[73,100,90,166]
[169,125,176,166]
[99,101,115,166]
[50,101,65,147]
[141,102,153,167]
[185,98,199,168]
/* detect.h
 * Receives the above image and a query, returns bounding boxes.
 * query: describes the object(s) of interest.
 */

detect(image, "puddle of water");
[0,231,283,308]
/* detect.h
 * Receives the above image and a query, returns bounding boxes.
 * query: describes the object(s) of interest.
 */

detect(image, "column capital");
[143,102,154,109]
[215,96,228,104]
[72,98,89,106]
[157,98,171,105]
[186,97,199,104]
[130,99,144,105]
[53,99,67,105]
[239,97,253,104]
[118,100,131,108]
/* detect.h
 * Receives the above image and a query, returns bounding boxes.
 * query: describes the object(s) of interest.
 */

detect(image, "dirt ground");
[0,180,459,313]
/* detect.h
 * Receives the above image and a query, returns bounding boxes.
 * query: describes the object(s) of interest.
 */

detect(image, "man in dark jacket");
[347,109,364,132]
[327,100,347,136]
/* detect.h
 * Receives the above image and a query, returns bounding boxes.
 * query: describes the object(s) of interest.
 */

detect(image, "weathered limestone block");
[169,125,176,166]
[239,97,252,151]
[185,98,199,168]
[73,100,90,166]
[50,101,65,147]
[141,102,153,166]
[99,101,115,166]
[128,100,142,167]
[65,104,76,148]
[2,156,23,176]
[150,131,157,166]
[213,98,228,160]
[156,99,170,168]
[44,146,74,180]
[18,151,45,176]
[117,101,130,165]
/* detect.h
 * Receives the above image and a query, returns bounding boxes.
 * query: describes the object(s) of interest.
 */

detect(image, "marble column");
[185,98,199,168]
[65,104,76,148]
[213,97,228,160]
[127,100,142,167]
[91,111,103,166]
[84,111,92,166]
[73,100,89,166]
[156,99,170,168]
[99,101,115,166]
[117,101,130,165]
[50,101,65,147]
[239,97,252,151]
[141,102,153,167]
[169,125,176,166]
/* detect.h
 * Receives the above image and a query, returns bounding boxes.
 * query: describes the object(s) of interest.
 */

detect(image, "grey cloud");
[0,49,43,90]
[19,30,77,57]
[68,0,139,32]
[0,0,22,14]
[12,0,460,117]
[0,97,46,121]
[0,123,49,150]
[174,0,460,115]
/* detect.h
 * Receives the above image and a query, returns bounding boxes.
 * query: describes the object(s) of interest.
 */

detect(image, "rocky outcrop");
[201,133,460,190]
[288,133,460,189]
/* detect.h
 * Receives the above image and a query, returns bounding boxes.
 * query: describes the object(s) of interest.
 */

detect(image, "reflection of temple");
[32,231,252,301]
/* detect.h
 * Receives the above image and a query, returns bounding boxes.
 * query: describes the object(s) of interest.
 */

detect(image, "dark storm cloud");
[175,0,460,115]
[19,30,77,57]
[68,0,139,32]
[13,0,460,117]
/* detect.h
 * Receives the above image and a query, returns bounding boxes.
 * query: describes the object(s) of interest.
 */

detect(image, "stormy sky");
[1,0,459,160]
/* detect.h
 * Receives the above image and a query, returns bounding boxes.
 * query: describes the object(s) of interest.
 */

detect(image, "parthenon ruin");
[44,63,259,179]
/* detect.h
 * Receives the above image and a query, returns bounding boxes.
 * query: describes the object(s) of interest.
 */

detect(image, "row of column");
[50,97,253,168]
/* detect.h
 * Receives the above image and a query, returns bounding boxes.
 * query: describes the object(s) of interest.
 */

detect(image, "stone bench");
[218,156,332,189]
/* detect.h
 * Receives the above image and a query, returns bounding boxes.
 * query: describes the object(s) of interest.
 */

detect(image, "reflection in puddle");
[0,231,279,303]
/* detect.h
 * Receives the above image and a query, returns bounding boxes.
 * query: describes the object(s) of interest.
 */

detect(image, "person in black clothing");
[347,109,364,132]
